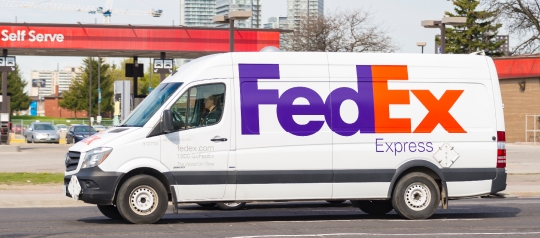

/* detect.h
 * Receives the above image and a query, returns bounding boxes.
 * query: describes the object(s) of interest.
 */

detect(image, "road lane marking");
[270,218,482,223]
[230,231,540,238]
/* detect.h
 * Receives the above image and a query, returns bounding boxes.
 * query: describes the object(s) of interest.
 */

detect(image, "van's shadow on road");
[77,202,522,225]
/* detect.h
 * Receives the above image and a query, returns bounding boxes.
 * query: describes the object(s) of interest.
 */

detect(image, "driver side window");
[169,83,225,131]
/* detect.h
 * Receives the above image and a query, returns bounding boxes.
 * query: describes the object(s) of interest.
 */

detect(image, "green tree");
[138,63,161,96]
[0,64,31,114]
[60,58,114,118]
[59,78,85,118]
[439,0,506,56]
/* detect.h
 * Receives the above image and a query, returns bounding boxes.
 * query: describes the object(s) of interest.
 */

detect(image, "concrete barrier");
[8,133,67,144]
[0,145,20,152]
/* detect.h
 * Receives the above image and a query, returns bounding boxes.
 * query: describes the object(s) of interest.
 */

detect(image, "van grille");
[65,151,81,172]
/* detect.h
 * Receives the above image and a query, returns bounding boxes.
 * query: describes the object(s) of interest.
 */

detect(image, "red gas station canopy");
[493,56,540,79]
[0,23,283,58]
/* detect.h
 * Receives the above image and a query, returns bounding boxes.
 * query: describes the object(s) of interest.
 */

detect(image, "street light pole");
[440,23,446,54]
[213,11,253,53]
[421,17,466,54]
[416,42,426,54]
[230,19,234,52]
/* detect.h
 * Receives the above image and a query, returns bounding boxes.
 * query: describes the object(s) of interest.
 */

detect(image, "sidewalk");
[0,184,90,208]
[0,144,538,208]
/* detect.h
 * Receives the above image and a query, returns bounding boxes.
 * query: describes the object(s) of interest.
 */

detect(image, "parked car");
[25,122,60,144]
[66,125,98,144]
[93,125,107,132]
[12,124,24,134]
[55,124,68,133]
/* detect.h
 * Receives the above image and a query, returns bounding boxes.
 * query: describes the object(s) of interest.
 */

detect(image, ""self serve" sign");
[1,30,64,42]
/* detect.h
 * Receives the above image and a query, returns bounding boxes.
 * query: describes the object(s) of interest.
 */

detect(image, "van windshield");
[121,82,183,127]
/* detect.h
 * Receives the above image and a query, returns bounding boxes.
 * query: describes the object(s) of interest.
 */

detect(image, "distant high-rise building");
[287,0,324,29]
[216,0,262,28]
[30,67,81,98]
[180,0,216,27]
[495,35,510,56]
[264,16,288,29]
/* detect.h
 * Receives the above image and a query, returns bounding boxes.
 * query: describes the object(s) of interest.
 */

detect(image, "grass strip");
[0,173,64,185]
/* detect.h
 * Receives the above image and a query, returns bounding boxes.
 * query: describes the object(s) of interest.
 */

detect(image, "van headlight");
[81,147,113,169]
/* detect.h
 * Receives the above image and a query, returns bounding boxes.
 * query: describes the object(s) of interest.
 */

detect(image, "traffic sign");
[98,88,102,104]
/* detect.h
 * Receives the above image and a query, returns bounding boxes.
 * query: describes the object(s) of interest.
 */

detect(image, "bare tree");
[485,0,540,54]
[283,9,398,53]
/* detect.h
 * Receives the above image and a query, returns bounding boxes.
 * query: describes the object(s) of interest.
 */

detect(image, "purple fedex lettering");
[239,64,377,136]
[277,87,327,136]
[325,65,376,136]
[239,64,280,135]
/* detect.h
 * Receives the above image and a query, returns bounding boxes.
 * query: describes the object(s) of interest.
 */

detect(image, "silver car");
[93,125,107,132]
[25,123,60,144]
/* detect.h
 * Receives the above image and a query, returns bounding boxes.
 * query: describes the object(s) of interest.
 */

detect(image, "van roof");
[163,52,491,84]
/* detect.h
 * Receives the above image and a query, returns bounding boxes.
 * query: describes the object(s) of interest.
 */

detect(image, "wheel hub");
[129,186,158,215]
[223,202,242,207]
[404,182,431,211]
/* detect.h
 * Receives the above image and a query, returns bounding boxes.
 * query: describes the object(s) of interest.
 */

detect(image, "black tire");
[116,175,168,224]
[391,172,440,220]
[353,200,394,215]
[326,200,346,204]
[196,203,217,208]
[97,205,123,220]
[216,202,246,210]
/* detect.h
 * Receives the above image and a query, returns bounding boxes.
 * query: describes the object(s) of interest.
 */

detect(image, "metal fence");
[10,119,115,135]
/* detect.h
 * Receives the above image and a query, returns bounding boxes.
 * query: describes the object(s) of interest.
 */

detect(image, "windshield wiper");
[118,124,142,127]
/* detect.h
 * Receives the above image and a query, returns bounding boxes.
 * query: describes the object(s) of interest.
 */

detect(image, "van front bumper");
[64,167,124,205]
[490,168,507,194]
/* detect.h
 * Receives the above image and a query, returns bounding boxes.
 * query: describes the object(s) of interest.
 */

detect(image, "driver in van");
[200,95,222,126]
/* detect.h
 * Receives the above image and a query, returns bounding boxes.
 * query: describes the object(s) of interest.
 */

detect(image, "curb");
[9,140,67,145]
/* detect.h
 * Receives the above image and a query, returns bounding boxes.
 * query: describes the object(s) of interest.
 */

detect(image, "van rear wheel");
[326,200,346,204]
[97,205,123,220]
[353,200,394,215]
[216,202,246,210]
[116,175,168,224]
[197,203,217,208]
[391,172,440,220]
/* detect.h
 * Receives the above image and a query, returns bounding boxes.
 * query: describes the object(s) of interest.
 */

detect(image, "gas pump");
[0,113,10,145]
[113,80,131,126]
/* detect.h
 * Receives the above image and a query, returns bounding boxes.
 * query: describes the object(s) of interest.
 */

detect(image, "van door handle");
[211,137,228,142]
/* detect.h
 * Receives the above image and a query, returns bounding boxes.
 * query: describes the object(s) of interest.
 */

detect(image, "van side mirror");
[162,110,174,133]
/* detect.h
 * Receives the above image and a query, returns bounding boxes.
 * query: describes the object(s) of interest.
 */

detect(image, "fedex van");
[64,52,507,224]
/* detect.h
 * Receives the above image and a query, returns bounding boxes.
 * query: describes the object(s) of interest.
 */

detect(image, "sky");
[0,0,509,92]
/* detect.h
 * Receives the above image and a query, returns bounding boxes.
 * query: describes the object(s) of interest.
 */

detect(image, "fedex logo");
[239,64,466,136]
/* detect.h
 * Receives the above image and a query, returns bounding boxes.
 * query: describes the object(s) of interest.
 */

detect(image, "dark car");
[66,125,98,144]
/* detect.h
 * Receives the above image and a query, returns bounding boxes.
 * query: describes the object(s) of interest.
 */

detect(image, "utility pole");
[1,49,7,114]
[97,57,101,120]
[88,57,92,137]
[160,52,166,81]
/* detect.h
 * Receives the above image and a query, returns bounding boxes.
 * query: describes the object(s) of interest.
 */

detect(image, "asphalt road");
[1,198,540,238]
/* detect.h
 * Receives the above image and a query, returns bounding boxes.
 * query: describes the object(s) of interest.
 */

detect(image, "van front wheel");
[353,200,394,215]
[391,172,440,220]
[97,205,123,220]
[116,175,168,224]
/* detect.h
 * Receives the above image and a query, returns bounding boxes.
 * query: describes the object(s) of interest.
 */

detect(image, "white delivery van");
[64,52,507,224]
